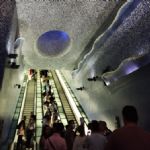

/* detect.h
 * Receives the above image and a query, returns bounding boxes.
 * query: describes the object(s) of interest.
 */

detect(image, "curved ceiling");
[72,0,150,79]
[14,0,150,75]
[15,0,120,69]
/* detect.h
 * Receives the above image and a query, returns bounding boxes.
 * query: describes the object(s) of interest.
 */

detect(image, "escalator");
[22,80,35,125]
[51,70,78,125]
[12,80,36,150]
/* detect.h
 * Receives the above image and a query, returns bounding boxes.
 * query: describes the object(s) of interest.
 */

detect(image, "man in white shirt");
[84,120,107,150]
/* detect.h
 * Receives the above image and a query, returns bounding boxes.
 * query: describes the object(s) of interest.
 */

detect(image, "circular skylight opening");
[37,30,70,57]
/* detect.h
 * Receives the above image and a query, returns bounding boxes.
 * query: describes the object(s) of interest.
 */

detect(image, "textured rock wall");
[0,0,16,89]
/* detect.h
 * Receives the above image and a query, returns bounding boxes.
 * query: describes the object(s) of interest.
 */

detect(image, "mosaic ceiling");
[15,0,120,69]
[1,0,150,82]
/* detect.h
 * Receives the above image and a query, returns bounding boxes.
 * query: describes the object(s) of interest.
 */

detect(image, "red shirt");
[105,125,150,150]
[45,133,67,150]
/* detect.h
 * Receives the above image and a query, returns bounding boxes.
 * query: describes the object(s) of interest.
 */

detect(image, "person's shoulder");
[109,127,126,137]
[90,133,106,140]
[110,128,119,134]
[111,125,146,137]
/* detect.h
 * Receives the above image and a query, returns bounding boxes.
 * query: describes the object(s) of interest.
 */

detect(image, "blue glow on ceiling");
[125,64,139,75]
[37,30,70,56]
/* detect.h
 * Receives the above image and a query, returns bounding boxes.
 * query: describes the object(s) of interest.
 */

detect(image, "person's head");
[30,112,34,116]
[53,123,64,134]
[46,92,50,96]
[76,125,85,136]
[80,117,84,125]
[65,124,69,130]
[122,105,138,125]
[68,120,75,130]
[23,116,26,121]
[90,120,99,133]
[87,122,92,130]
[43,125,52,138]
[99,120,107,132]
[46,80,49,84]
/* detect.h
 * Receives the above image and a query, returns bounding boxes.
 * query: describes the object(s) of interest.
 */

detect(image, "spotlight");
[87,76,99,81]
[14,84,21,89]
[9,62,20,69]
[101,76,110,86]
[8,54,18,58]
[76,86,85,91]
[7,53,20,69]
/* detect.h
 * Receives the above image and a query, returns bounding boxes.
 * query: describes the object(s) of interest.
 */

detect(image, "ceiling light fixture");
[87,76,99,81]
[76,86,85,91]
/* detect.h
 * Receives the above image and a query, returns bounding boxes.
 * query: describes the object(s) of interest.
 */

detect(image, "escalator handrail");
[0,75,28,149]
[58,71,90,125]
[50,71,69,123]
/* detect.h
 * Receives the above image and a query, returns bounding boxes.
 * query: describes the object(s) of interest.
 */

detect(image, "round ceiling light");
[37,30,70,57]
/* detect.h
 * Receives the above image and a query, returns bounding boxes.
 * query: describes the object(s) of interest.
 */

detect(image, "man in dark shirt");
[105,105,150,150]
[65,120,76,150]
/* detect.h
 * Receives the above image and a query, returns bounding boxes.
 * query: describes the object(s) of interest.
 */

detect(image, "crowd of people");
[39,105,150,150]
[41,70,59,127]
[16,113,36,150]
[16,70,58,150]
[16,70,150,150]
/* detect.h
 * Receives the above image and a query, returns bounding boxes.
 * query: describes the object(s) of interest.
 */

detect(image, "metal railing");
[58,71,90,125]
[0,75,28,150]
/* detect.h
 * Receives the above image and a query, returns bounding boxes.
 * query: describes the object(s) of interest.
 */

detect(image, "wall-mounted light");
[76,86,85,91]
[7,53,20,69]
[87,76,99,81]
[9,62,20,69]
[8,53,18,59]
[14,84,21,89]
